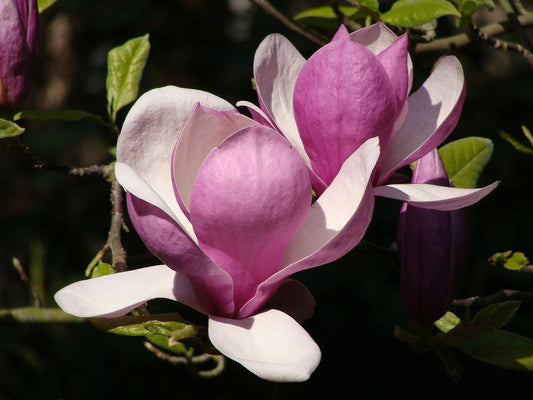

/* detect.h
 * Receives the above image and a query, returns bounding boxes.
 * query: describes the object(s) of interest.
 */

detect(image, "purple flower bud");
[0,0,39,110]
[397,149,467,323]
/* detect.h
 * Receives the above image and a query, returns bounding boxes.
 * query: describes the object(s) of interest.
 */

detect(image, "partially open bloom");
[397,149,467,322]
[0,0,39,109]
[240,23,497,210]
[55,86,381,382]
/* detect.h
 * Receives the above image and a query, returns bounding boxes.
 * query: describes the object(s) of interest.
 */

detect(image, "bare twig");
[12,257,42,308]
[248,0,328,45]
[108,180,127,273]
[415,13,533,53]
[331,1,361,31]
[510,0,528,15]
[452,289,533,308]
[472,22,533,67]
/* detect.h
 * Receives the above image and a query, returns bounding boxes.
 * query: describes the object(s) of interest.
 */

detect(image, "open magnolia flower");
[55,86,382,382]
[239,23,498,210]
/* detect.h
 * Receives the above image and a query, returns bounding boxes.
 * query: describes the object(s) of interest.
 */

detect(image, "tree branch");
[452,289,533,308]
[108,180,127,273]
[248,0,328,45]
[415,13,533,53]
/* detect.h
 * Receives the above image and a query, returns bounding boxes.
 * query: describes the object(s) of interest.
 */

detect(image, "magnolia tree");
[2,0,533,397]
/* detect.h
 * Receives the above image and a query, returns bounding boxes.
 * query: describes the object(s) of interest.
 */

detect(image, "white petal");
[115,162,197,242]
[254,34,310,167]
[117,86,234,221]
[208,309,321,382]
[374,181,499,211]
[54,265,206,318]
[378,57,465,183]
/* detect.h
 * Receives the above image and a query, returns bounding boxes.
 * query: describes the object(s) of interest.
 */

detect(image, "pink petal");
[236,100,277,129]
[117,86,234,218]
[378,57,465,184]
[190,126,311,312]
[350,23,413,103]
[331,24,350,42]
[115,162,195,241]
[171,104,257,215]
[126,193,235,316]
[54,265,205,318]
[266,279,316,323]
[238,138,379,318]
[253,34,310,166]
[208,309,321,382]
[374,181,499,211]
[293,40,396,185]
[377,34,409,110]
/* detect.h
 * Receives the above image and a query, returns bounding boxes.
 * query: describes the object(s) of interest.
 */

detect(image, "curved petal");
[293,40,396,185]
[117,86,234,219]
[236,100,277,129]
[374,181,499,211]
[171,104,257,215]
[126,194,235,316]
[208,309,321,382]
[115,162,195,241]
[253,34,310,167]
[349,23,413,97]
[190,126,311,311]
[238,138,379,318]
[349,22,399,53]
[266,279,316,323]
[54,265,206,318]
[378,57,465,184]
[376,34,409,110]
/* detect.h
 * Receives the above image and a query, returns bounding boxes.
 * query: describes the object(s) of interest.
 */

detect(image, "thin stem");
[12,257,42,308]
[248,0,328,45]
[331,1,361,31]
[452,289,533,308]
[415,13,533,53]
[108,180,127,273]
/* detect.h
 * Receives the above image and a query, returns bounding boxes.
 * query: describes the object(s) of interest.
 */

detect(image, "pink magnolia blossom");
[54,86,382,382]
[397,149,467,322]
[240,23,498,210]
[0,0,39,109]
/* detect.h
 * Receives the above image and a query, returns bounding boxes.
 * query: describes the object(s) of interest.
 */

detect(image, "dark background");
[1,0,533,398]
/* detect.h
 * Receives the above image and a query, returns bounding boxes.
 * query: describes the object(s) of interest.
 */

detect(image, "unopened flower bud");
[0,0,39,110]
[397,149,467,323]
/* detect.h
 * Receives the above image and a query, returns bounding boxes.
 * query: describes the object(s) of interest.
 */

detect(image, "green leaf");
[90,262,115,279]
[0,118,25,138]
[438,136,494,188]
[457,330,533,371]
[489,250,530,271]
[435,311,462,333]
[500,130,533,156]
[294,1,379,29]
[37,0,59,13]
[14,109,111,128]
[91,313,188,336]
[456,0,495,27]
[381,0,460,27]
[0,307,83,323]
[106,34,150,123]
[471,301,521,332]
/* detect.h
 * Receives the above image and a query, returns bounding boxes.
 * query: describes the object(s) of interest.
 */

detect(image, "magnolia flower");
[398,149,467,322]
[240,23,498,210]
[55,86,382,382]
[0,0,39,109]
